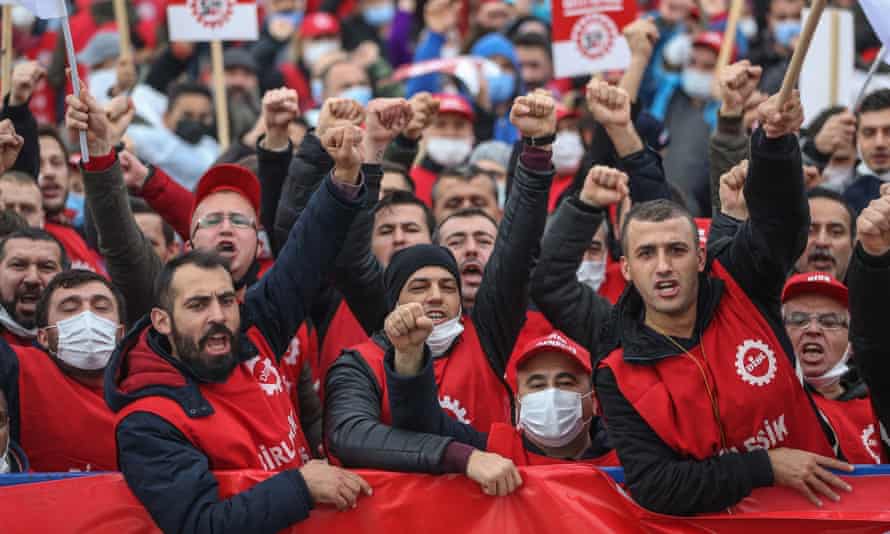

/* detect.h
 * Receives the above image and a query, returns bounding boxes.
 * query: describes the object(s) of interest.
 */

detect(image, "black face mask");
[174,118,210,145]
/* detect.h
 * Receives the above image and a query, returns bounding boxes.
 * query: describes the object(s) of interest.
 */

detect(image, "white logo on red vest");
[863,424,882,464]
[188,0,234,29]
[257,410,310,470]
[245,356,284,396]
[439,395,471,424]
[735,339,777,387]
[282,336,301,366]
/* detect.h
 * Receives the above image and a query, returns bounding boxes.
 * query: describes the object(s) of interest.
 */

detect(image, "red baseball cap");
[506,332,591,391]
[781,272,848,308]
[192,164,262,222]
[434,93,475,122]
[300,13,340,39]
[693,31,733,61]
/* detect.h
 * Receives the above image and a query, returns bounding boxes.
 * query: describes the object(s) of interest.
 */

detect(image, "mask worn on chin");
[363,3,395,26]
[820,165,853,192]
[518,388,591,449]
[49,311,119,371]
[552,131,584,175]
[426,137,473,167]
[576,259,606,291]
[682,68,714,100]
[773,20,802,48]
[0,305,36,340]
[338,85,373,107]
[302,40,340,67]
[806,346,851,390]
[175,118,210,145]
[856,152,890,182]
[426,314,465,357]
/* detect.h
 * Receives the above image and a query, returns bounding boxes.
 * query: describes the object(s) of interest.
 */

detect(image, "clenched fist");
[105,95,136,146]
[719,159,749,220]
[0,120,24,174]
[262,88,301,150]
[317,98,365,139]
[365,98,413,162]
[814,110,856,156]
[466,450,522,496]
[66,86,113,156]
[719,60,763,117]
[322,125,364,185]
[757,90,804,139]
[623,18,659,61]
[579,166,629,209]
[404,92,440,140]
[586,79,631,128]
[300,460,373,511]
[509,89,556,141]
[9,61,46,107]
[857,183,890,257]
[386,302,434,375]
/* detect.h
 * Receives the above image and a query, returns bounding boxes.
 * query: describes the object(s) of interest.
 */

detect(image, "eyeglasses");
[193,212,256,232]
[784,312,849,330]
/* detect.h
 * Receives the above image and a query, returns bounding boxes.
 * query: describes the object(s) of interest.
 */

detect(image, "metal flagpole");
[855,45,887,110]
[58,0,90,162]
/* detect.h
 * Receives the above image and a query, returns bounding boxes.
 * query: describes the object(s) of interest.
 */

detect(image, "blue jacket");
[104,174,365,534]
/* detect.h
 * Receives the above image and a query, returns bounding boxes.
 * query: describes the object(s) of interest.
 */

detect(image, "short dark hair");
[0,227,69,269]
[620,199,697,255]
[0,210,28,238]
[858,88,890,116]
[431,167,499,207]
[37,125,70,163]
[512,31,552,59]
[154,250,230,312]
[806,105,847,137]
[433,207,499,244]
[0,170,38,186]
[374,191,436,237]
[381,162,416,193]
[35,269,126,328]
[807,187,856,240]
[131,198,176,247]
[167,81,213,112]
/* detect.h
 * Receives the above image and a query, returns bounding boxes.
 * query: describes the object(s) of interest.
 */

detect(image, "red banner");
[3,466,890,533]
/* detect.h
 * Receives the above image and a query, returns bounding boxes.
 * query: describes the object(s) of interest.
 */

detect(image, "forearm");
[273,133,334,250]
[256,136,294,256]
[620,146,671,203]
[604,123,644,158]
[383,134,420,169]
[620,55,651,103]
[141,165,196,241]
[709,114,749,217]
[1,94,39,178]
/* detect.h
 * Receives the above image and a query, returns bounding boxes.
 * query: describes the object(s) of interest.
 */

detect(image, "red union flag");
[167,0,259,42]
[552,0,637,78]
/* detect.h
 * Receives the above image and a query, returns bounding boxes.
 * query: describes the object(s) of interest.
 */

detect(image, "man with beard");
[793,188,855,282]
[0,269,125,471]
[0,228,66,346]
[102,129,372,532]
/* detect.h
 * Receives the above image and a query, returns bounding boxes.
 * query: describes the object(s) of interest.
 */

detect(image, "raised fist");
[317,98,365,139]
[719,159,749,220]
[385,302,434,374]
[119,150,151,193]
[757,90,804,139]
[579,165,629,209]
[857,183,890,257]
[365,98,413,158]
[719,60,763,116]
[105,95,136,146]
[586,78,631,128]
[0,120,24,174]
[112,56,137,97]
[509,89,556,140]
[623,18,659,60]
[814,110,856,156]
[65,86,113,157]
[262,87,301,149]
[322,125,364,184]
[10,61,46,107]
[300,460,373,511]
[404,92,440,140]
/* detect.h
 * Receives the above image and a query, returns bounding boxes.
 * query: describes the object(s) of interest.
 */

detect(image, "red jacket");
[141,165,195,241]
[410,164,438,207]
[44,222,106,275]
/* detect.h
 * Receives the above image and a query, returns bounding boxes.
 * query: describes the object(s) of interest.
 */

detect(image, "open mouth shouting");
[654,279,680,299]
[460,259,484,287]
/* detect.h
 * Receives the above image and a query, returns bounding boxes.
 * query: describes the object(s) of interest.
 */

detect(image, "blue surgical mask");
[270,10,304,28]
[487,72,515,105]
[311,78,324,103]
[531,0,551,24]
[363,3,396,27]
[338,85,373,106]
[773,20,801,48]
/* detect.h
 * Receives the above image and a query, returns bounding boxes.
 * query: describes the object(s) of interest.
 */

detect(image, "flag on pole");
[0,0,68,19]
[860,0,890,52]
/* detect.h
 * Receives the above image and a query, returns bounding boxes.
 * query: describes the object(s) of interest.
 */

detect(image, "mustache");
[198,323,236,350]
[808,246,836,264]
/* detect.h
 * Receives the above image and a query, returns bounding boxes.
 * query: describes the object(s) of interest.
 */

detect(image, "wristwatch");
[522,133,556,147]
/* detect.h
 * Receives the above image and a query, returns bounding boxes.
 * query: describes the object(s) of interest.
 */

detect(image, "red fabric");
[318,300,368,392]
[116,327,312,471]
[486,423,620,467]
[352,319,511,431]
[0,330,31,347]
[410,164,438,207]
[279,63,315,115]
[81,151,117,172]
[597,257,627,304]
[548,174,573,213]
[508,310,556,369]
[44,222,107,276]
[141,166,195,241]
[279,322,321,418]
[5,467,890,533]
[814,395,886,464]
[601,260,835,465]
[16,346,117,472]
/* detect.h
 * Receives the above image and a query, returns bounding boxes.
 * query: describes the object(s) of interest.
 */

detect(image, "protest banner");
[551,0,637,78]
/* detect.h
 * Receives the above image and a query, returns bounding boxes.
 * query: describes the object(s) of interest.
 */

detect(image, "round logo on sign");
[570,13,619,61]
[188,0,234,29]
[735,339,777,387]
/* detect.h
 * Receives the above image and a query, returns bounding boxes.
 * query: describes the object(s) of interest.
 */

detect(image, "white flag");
[0,0,68,19]
[860,0,890,51]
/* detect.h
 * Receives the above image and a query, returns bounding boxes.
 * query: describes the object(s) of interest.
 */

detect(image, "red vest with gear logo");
[16,346,117,472]
[486,423,620,467]
[352,319,511,432]
[279,322,320,417]
[319,300,368,390]
[116,327,310,472]
[813,394,886,464]
[600,260,834,460]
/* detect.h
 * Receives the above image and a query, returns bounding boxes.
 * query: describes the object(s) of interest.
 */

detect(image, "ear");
[697,246,706,273]
[36,327,49,349]
[620,255,631,282]
[184,240,194,252]
[151,308,172,336]
[255,236,264,258]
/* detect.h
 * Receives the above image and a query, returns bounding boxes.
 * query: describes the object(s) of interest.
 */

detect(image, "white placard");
[800,7,854,126]
[167,0,258,42]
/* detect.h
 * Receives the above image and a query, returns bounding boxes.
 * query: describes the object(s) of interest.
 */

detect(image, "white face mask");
[50,311,119,371]
[577,259,606,291]
[682,68,714,100]
[553,131,584,175]
[662,34,692,67]
[738,16,758,39]
[302,40,339,67]
[496,180,507,209]
[426,137,473,168]
[821,165,853,192]
[805,346,850,390]
[426,314,465,357]
[518,387,590,448]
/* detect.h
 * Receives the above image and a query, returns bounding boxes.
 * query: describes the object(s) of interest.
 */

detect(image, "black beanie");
[384,244,462,310]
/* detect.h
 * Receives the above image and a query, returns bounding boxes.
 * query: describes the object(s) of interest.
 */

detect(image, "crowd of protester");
[1,0,890,531]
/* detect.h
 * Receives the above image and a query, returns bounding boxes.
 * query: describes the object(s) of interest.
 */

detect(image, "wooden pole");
[1,5,13,98]
[210,40,230,150]
[112,0,132,60]
[828,9,839,105]
[716,0,744,75]
[777,0,828,107]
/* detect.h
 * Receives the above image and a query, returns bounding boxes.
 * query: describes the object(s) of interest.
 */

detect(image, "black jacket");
[0,94,39,179]
[848,243,890,459]
[104,174,365,534]
[324,149,554,472]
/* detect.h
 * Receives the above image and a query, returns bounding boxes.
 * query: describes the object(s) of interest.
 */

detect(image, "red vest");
[278,322,320,419]
[353,319,511,432]
[45,222,106,275]
[116,328,311,472]
[16,346,116,472]
[487,423,620,467]
[600,260,834,460]
[319,300,368,384]
[279,63,315,114]
[597,258,627,305]
[409,165,438,207]
[548,174,573,213]
[813,395,886,464]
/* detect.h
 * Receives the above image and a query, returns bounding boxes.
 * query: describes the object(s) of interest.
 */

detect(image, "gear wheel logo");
[188,0,234,30]
[735,339,777,387]
[439,395,471,424]
[245,356,284,397]
[862,424,882,464]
